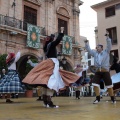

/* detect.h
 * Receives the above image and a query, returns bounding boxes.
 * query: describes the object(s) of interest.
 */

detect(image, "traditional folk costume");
[85,36,116,104]
[23,32,80,108]
[110,57,120,92]
[99,79,107,98]
[72,65,90,99]
[0,51,25,103]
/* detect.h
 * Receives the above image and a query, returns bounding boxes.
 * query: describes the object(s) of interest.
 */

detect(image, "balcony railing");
[0,14,46,35]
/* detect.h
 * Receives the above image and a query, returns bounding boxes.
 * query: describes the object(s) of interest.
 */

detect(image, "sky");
[79,0,106,48]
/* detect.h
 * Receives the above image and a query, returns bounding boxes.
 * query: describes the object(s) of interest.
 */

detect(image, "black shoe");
[0,95,2,99]
[77,97,80,99]
[93,96,100,104]
[76,91,80,99]
[43,101,47,107]
[46,101,59,108]
[111,96,116,104]
[15,95,18,98]
[6,99,14,103]
[36,96,43,101]
[11,94,15,98]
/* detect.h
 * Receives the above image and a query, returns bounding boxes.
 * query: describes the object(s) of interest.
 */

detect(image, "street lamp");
[62,57,67,64]
[57,52,62,61]
[12,0,16,18]
[57,52,67,64]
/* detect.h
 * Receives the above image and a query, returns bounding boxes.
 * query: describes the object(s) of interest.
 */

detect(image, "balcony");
[0,14,45,35]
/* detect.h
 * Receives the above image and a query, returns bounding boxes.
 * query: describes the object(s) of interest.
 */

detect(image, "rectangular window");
[58,18,68,35]
[106,27,117,45]
[105,5,115,17]
[88,53,91,59]
[24,6,37,30]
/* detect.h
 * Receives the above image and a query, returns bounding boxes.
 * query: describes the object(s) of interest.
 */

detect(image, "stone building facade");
[0,0,83,78]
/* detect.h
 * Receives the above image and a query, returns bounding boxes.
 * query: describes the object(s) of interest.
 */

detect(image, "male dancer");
[84,32,116,104]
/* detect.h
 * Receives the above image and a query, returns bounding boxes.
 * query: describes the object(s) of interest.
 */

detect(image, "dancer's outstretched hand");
[84,39,88,43]
[105,31,109,37]
[60,27,64,33]
[28,56,31,60]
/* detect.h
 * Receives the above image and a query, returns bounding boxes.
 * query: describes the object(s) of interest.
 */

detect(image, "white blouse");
[8,51,21,70]
[77,66,89,77]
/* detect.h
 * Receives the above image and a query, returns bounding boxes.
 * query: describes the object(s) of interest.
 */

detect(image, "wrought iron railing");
[0,14,46,35]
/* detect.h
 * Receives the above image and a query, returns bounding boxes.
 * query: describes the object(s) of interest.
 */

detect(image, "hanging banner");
[62,35,72,55]
[27,24,40,49]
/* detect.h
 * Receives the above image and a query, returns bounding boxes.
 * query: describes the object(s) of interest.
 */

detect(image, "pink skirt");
[22,59,79,88]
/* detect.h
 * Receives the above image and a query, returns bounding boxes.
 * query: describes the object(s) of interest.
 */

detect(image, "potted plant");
[23,57,38,97]
[25,84,33,98]
[24,58,37,98]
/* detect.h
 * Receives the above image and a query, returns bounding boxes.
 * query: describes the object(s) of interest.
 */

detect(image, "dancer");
[84,32,116,104]
[23,27,80,108]
[1,69,6,78]
[0,50,25,103]
[27,56,43,101]
[72,64,90,99]
[110,55,120,92]
[0,69,6,98]
[99,79,107,98]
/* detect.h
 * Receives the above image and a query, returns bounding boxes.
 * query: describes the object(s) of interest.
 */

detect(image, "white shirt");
[8,51,21,70]
[77,66,89,77]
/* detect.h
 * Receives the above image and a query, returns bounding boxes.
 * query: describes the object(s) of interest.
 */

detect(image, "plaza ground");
[0,96,120,120]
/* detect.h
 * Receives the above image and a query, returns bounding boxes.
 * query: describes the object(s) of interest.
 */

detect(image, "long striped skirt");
[0,69,25,93]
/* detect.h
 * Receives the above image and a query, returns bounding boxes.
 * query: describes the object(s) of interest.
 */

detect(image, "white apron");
[47,58,65,92]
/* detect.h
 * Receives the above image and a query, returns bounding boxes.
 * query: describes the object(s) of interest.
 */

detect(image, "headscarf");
[6,53,15,66]
[43,34,55,53]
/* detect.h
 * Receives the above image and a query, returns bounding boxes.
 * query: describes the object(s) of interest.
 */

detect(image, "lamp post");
[12,0,16,18]
[57,52,67,65]
[62,57,67,65]
[57,52,62,61]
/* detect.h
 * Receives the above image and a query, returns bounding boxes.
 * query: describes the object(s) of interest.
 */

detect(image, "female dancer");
[72,64,90,99]
[23,27,80,108]
[110,55,120,92]
[0,50,25,103]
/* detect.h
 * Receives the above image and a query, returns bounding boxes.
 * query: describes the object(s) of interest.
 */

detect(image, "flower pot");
[25,90,33,98]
